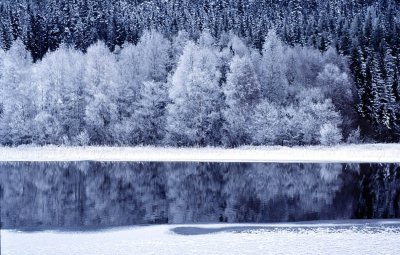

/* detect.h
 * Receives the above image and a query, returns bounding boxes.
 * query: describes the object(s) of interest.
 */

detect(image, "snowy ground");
[0,144,399,162]
[2,220,400,255]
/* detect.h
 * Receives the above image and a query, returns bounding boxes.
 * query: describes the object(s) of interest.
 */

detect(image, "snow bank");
[0,144,399,162]
[2,221,400,255]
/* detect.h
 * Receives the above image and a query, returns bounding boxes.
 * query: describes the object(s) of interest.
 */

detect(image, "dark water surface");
[0,162,399,229]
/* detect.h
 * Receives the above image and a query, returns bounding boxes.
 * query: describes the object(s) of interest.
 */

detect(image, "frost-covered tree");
[317,63,356,137]
[131,81,168,145]
[285,46,324,91]
[251,101,280,145]
[115,31,171,143]
[32,45,86,144]
[136,30,170,82]
[167,41,223,146]
[296,89,343,145]
[317,64,352,108]
[85,93,118,145]
[223,54,261,146]
[83,41,119,144]
[260,29,288,102]
[117,43,142,119]
[0,40,35,145]
[0,48,5,116]
[269,89,343,146]
[228,34,249,58]
[32,112,60,145]
[319,123,343,146]
[170,30,190,71]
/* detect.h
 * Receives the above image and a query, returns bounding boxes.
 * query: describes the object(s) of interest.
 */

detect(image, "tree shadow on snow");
[171,220,400,236]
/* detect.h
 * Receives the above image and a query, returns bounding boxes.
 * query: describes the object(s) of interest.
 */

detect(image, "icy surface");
[0,144,399,162]
[2,221,400,255]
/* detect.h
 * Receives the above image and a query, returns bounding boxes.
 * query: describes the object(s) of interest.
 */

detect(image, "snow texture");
[2,220,400,255]
[0,144,399,163]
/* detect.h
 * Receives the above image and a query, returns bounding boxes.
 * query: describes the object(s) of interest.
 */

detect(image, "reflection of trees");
[166,163,225,223]
[0,162,398,229]
[223,163,344,222]
[356,164,400,219]
[0,162,168,228]
[0,162,88,227]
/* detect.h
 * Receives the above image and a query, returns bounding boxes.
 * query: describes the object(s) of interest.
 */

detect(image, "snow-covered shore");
[0,144,399,162]
[2,221,400,255]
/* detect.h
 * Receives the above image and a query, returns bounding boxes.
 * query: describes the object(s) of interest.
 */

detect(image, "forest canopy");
[1,30,355,146]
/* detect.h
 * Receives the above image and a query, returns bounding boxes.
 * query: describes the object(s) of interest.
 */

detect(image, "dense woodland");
[1,162,399,228]
[0,0,399,146]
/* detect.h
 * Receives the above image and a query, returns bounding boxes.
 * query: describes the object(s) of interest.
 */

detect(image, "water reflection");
[0,162,399,229]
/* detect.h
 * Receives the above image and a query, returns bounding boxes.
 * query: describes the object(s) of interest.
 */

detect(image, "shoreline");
[0,144,399,163]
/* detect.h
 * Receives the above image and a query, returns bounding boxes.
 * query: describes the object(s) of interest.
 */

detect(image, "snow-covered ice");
[0,144,399,162]
[2,220,400,255]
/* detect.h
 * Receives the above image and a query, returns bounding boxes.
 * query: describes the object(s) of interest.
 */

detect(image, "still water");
[0,162,399,229]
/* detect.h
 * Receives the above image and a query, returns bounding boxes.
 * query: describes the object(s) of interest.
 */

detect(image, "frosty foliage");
[346,127,362,144]
[0,31,356,146]
[224,54,261,146]
[319,123,343,146]
[0,40,34,145]
[260,29,288,102]
[168,39,223,146]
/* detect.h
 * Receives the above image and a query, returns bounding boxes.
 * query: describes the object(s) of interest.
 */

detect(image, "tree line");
[0,0,399,145]
[0,30,358,146]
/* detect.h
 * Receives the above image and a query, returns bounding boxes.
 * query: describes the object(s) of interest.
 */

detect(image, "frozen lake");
[2,221,400,255]
[1,162,399,254]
